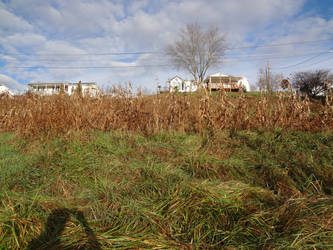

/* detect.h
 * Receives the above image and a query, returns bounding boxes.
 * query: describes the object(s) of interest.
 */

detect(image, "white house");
[168,76,198,93]
[167,73,250,93]
[204,72,250,92]
[0,85,13,96]
[27,82,100,96]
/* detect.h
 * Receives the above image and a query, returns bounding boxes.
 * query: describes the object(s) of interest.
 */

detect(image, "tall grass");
[1,87,332,137]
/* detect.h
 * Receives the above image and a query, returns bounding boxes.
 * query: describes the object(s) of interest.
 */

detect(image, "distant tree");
[257,66,283,92]
[291,70,333,97]
[75,81,83,97]
[166,23,227,83]
[59,84,65,94]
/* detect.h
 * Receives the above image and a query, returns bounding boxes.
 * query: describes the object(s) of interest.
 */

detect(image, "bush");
[292,69,332,97]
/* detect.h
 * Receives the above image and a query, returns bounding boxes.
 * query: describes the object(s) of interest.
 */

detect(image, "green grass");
[0,130,332,249]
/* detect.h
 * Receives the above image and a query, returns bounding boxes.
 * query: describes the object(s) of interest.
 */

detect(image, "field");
[0,89,333,249]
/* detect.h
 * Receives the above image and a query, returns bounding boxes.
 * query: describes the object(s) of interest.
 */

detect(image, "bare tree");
[166,23,227,83]
[291,69,333,97]
[257,64,283,92]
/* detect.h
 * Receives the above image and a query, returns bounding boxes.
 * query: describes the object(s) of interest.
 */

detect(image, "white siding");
[238,78,250,92]
[0,85,13,96]
[169,77,198,93]
[28,83,100,97]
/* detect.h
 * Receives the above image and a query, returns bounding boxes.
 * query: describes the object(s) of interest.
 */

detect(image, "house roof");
[168,76,183,82]
[209,72,231,77]
[205,72,246,81]
[28,82,97,87]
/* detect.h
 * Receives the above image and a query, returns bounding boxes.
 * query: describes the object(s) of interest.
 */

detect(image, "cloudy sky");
[0,0,332,92]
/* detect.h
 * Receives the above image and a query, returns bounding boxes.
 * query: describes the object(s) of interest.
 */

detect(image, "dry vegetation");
[1,87,333,136]
[0,88,333,249]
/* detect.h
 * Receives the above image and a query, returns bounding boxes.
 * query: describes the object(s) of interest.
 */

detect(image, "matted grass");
[0,130,332,249]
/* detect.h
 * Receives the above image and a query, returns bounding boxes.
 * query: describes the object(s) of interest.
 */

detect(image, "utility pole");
[267,60,271,93]
[155,74,161,95]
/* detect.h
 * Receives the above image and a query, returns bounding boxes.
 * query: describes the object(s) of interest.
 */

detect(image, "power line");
[5,49,331,65]
[272,48,333,69]
[2,50,327,63]
[226,51,329,61]
[226,50,327,58]
[1,38,332,57]
[7,51,333,70]
[277,54,333,70]
[0,51,158,57]
[12,64,174,69]
[227,38,333,50]
[4,44,333,71]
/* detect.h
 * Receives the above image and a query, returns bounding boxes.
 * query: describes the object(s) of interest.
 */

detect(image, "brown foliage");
[0,88,332,137]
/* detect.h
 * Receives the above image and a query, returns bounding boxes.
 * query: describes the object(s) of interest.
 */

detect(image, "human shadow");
[27,208,101,250]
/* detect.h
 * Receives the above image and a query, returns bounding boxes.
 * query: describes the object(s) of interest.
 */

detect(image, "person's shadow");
[26,208,101,250]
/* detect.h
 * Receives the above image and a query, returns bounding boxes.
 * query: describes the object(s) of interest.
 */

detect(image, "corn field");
[1,88,332,137]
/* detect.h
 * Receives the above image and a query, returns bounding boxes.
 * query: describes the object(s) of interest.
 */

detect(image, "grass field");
[0,90,333,248]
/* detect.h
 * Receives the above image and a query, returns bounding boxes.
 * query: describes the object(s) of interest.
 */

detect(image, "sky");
[0,0,332,92]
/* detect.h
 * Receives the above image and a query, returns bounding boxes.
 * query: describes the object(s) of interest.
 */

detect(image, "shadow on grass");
[27,208,101,250]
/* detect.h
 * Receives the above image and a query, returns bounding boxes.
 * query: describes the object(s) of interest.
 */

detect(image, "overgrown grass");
[0,130,332,249]
[1,88,332,137]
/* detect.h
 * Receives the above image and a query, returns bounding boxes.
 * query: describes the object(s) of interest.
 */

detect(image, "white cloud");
[1,0,332,91]
[0,74,25,90]
[3,0,124,37]
[126,0,150,15]
[0,33,46,51]
[0,7,33,35]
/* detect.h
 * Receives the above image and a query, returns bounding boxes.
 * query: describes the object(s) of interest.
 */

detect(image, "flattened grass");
[0,130,332,249]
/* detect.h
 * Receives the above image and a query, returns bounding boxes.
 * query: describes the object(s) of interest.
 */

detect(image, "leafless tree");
[291,69,333,97]
[166,23,227,83]
[257,66,283,92]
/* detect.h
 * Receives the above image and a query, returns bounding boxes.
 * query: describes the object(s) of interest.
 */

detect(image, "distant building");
[27,82,99,96]
[168,76,198,93]
[0,85,13,96]
[204,72,250,92]
[167,73,250,93]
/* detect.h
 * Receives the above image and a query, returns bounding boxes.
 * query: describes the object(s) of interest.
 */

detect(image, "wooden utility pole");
[267,60,271,93]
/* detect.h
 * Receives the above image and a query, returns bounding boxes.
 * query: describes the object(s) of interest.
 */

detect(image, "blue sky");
[0,0,332,92]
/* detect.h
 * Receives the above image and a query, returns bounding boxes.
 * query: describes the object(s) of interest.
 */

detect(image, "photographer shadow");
[27,208,101,250]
